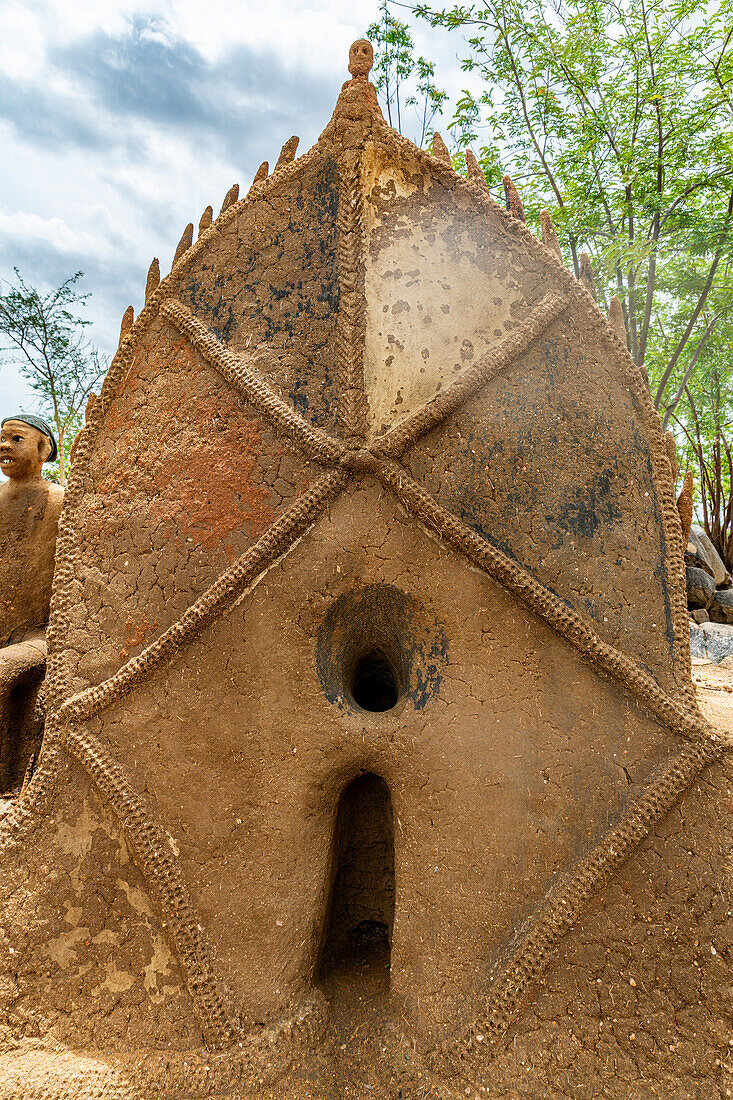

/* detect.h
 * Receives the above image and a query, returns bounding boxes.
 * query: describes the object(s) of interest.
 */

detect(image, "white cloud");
[0,210,118,261]
[0,0,487,414]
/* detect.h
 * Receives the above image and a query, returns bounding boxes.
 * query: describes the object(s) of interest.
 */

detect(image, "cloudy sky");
[0,0,481,413]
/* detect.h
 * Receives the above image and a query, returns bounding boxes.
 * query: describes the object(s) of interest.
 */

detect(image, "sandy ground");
[692,655,733,734]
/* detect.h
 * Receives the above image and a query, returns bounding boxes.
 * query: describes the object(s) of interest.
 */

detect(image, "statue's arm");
[0,637,47,696]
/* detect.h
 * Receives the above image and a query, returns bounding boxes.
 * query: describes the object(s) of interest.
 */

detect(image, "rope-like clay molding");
[335,154,369,442]
[374,117,696,709]
[57,312,717,750]
[432,737,721,1077]
[118,991,327,1096]
[370,291,568,459]
[59,469,347,726]
[377,460,721,748]
[50,84,693,740]
[1,995,328,1098]
[21,78,720,1066]
[160,299,346,467]
[163,288,566,469]
[64,724,237,1047]
[41,141,326,721]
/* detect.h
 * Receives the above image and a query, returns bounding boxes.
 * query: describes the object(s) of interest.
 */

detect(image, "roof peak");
[319,38,383,144]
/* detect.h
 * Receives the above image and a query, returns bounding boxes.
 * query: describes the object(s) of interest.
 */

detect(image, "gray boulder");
[689,621,708,660]
[685,538,714,576]
[709,586,733,625]
[686,565,716,609]
[689,620,733,663]
[685,543,713,576]
[690,525,731,587]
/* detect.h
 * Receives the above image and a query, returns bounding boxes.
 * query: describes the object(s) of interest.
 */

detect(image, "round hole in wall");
[350,649,400,712]
[316,584,447,714]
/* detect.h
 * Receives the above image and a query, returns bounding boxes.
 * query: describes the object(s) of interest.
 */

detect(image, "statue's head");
[348,39,373,79]
[0,415,57,481]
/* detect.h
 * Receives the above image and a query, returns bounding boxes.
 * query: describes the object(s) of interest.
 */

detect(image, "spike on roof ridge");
[198,207,213,238]
[84,39,692,717]
[503,175,525,223]
[579,252,597,301]
[145,259,159,301]
[608,296,627,344]
[173,223,194,267]
[118,306,134,345]
[275,137,299,171]
[121,36,651,477]
[431,132,451,166]
[220,184,239,214]
[465,150,489,193]
[540,210,562,260]
[382,122,670,437]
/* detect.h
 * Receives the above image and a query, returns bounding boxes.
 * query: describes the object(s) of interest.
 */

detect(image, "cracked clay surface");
[0,49,727,1100]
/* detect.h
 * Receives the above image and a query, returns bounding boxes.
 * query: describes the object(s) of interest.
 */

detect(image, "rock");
[690,525,731,588]
[689,620,733,663]
[709,586,733,625]
[685,539,714,577]
[689,621,708,660]
[691,609,710,624]
[686,566,716,609]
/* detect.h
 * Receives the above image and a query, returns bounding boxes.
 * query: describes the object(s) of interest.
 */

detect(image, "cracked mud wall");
[31,482,682,1043]
[363,142,679,695]
[0,65,724,1097]
[177,155,342,436]
[0,757,201,1051]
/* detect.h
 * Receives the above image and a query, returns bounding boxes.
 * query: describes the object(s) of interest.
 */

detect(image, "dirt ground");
[691,655,733,731]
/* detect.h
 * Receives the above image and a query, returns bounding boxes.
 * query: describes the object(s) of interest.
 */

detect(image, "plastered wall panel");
[404,311,678,691]
[176,157,342,437]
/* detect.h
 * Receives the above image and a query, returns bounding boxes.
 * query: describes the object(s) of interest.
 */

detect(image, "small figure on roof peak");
[348,39,373,80]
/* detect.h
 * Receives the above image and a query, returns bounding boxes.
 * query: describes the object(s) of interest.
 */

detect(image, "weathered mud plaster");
[0,43,729,1100]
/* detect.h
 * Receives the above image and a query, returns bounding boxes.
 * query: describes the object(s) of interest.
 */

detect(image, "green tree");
[671,311,733,567]
[368,1,448,146]
[413,0,733,424]
[0,269,106,485]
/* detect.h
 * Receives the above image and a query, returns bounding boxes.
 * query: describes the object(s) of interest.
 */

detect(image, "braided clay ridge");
[377,462,721,748]
[41,149,318,719]
[335,154,369,441]
[55,291,722,745]
[62,725,328,1081]
[59,469,347,726]
[4,997,328,1099]
[64,724,237,1047]
[54,290,636,734]
[22,106,725,1067]
[42,137,326,717]
[429,737,721,1081]
[160,299,345,466]
[379,118,696,710]
[115,991,326,1096]
[370,291,568,459]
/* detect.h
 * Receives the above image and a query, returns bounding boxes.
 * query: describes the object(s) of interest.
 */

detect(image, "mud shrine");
[0,41,730,1100]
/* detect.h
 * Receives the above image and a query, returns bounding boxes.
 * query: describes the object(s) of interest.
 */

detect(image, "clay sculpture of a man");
[0,415,63,795]
[348,38,374,79]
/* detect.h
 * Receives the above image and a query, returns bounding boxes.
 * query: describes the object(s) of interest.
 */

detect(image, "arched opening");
[320,773,395,979]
